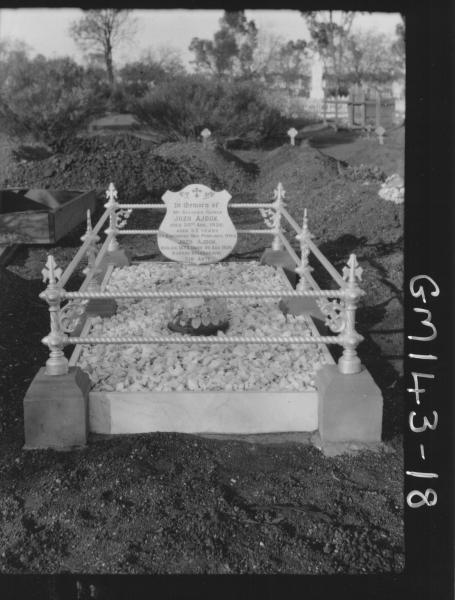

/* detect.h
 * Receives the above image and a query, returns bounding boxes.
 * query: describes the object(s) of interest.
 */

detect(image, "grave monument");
[23,182,383,455]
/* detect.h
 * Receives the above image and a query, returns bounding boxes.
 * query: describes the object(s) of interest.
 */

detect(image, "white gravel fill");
[77,261,330,393]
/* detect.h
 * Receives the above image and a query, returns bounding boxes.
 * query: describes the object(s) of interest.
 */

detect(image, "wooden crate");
[0,188,99,244]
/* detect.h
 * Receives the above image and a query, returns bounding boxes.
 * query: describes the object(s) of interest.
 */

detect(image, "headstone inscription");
[157,184,238,264]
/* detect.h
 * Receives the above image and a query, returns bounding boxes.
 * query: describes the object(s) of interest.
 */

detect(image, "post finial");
[273,182,285,204]
[105,182,118,205]
[343,253,363,284]
[303,208,308,231]
[39,254,68,375]
[42,254,62,285]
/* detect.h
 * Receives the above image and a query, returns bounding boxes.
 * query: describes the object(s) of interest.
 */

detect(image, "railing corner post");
[295,209,313,291]
[40,255,69,376]
[104,182,119,252]
[337,253,364,374]
[271,182,285,251]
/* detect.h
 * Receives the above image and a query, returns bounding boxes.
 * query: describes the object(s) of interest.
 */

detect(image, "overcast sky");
[0,9,402,67]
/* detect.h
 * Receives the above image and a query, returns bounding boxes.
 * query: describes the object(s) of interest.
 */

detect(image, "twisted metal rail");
[116,229,274,236]
[117,202,277,210]
[280,206,301,235]
[59,209,110,288]
[38,183,365,376]
[63,288,347,300]
[278,231,300,267]
[307,238,346,288]
[68,334,342,345]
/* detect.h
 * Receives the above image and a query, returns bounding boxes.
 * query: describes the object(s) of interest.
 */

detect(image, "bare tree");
[347,30,402,86]
[302,11,355,94]
[142,45,186,77]
[189,10,258,79]
[69,9,136,88]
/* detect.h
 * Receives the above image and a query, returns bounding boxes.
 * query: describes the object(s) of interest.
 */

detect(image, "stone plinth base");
[316,364,383,446]
[23,367,90,450]
[310,431,384,457]
[279,296,325,320]
[260,249,297,287]
[98,248,131,276]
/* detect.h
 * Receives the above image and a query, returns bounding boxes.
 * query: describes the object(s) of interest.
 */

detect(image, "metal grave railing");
[39,182,364,379]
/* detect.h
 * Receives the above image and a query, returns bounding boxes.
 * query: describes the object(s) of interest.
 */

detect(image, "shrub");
[0,54,102,148]
[213,80,283,142]
[130,74,221,140]
[130,74,284,144]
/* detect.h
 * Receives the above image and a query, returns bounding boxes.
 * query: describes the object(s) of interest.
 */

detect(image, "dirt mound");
[260,141,340,181]
[5,137,257,203]
[149,142,257,197]
[255,142,403,245]
[5,135,154,201]
[311,126,404,178]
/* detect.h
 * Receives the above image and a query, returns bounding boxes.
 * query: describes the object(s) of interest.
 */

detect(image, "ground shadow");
[308,128,362,149]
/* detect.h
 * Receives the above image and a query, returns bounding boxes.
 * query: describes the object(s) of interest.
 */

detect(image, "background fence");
[267,86,404,128]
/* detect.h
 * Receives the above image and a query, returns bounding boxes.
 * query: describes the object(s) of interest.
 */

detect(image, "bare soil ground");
[0,126,404,574]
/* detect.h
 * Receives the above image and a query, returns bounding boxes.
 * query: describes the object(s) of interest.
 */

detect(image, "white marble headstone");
[158,184,238,264]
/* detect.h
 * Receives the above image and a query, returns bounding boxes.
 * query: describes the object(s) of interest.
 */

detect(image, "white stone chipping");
[77,262,330,393]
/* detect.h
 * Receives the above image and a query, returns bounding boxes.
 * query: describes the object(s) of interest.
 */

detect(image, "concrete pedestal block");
[316,364,383,446]
[86,297,118,317]
[23,367,91,450]
[279,296,325,320]
[98,248,131,277]
[260,249,297,287]
[310,431,385,457]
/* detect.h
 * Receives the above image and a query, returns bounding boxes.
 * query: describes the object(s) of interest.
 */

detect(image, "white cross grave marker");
[375,126,385,145]
[201,128,211,145]
[287,127,298,146]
